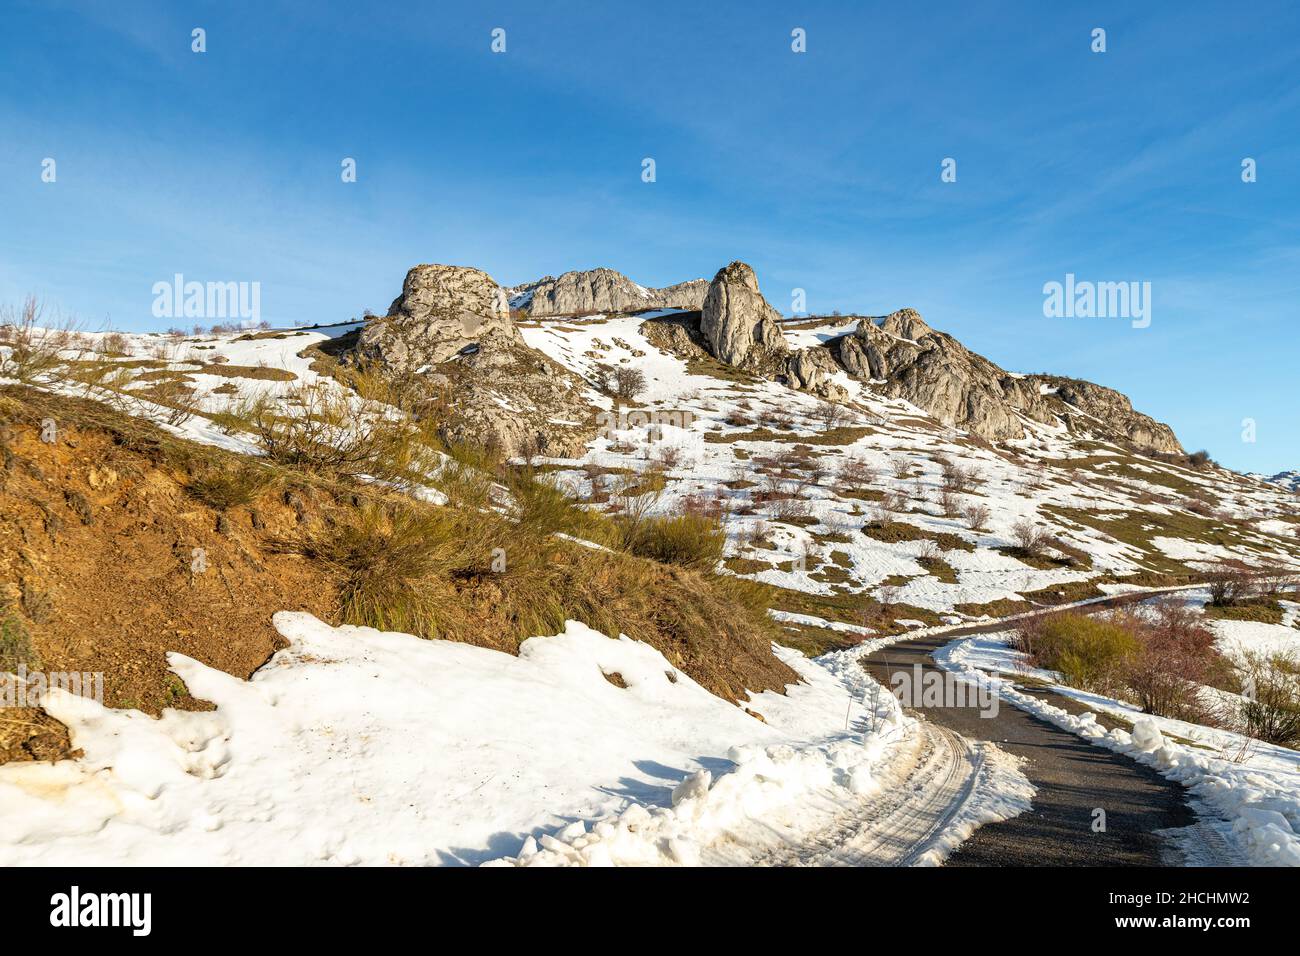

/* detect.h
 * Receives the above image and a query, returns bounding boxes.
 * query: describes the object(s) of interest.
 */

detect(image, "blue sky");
[2,1,1297,472]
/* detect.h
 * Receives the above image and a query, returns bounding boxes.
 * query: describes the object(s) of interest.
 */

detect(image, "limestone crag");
[353,264,518,373]
[507,269,706,317]
[699,261,789,371]
[350,264,596,456]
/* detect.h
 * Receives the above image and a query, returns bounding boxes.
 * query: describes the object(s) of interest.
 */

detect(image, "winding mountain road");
[858,589,1242,866]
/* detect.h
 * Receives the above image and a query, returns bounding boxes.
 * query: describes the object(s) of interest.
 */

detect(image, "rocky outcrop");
[834,308,1183,452]
[640,280,847,402]
[699,261,789,371]
[1028,375,1183,454]
[353,264,519,373]
[837,310,1042,440]
[356,261,1183,457]
[639,312,712,361]
[784,346,849,402]
[349,264,596,456]
[507,269,706,317]
[1260,471,1300,493]
[432,329,596,458]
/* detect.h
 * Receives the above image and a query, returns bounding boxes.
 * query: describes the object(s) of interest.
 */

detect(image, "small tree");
[612,366,647,401]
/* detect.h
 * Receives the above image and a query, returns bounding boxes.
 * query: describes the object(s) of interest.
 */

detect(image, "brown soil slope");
[0,387,339,762]
[1,386,797,764]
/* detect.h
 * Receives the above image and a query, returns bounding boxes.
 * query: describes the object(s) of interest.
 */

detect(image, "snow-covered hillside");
[2,306,1298,867]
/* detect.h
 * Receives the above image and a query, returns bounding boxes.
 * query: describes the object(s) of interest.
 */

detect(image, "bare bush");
[0,296,84,382]
[655,443,683,470]
[836,456,876,492]
[770,494,811,522]
[962,503,992,532]
[940,460,974,494]
[1011,518,1051,558]
[881,488,908,514]
[1124,602,1226,723]
[938,489,960,518]
[97,332,130,357]
[813,401,849,429]
[145,379,203,427]
[1234,650,1300,747]
[1207,563,1256,607]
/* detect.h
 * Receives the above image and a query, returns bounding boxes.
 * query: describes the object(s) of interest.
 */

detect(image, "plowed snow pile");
[1,613,925,866]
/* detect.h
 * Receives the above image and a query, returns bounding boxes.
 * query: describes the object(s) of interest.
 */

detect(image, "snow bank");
[0,613,909,866]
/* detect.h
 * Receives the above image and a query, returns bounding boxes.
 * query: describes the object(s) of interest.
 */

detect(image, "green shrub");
[1015,612,1139,692]
[617,512,726,571]
[1235,651,1300,747]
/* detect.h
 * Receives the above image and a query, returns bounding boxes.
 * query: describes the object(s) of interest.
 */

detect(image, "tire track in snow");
[707,723,1031,867]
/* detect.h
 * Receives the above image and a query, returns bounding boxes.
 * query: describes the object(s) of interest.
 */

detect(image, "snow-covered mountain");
[505,267,707,316]
[1258,470,1300,493]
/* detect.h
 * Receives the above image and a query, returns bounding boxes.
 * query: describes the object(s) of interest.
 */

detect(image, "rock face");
[353,264,518,373]
[434,329,596,458]
[784,346,849,402]
[699,262,789,370]
[350,264,595,456]
[835,308,1183,452]
[1261,471,1300,493]
[837,310,1040,440]
[1027,375,1183,454]
[507,269,707,317]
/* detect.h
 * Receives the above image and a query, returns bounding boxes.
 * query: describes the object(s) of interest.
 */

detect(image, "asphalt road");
[860,603,1200,866]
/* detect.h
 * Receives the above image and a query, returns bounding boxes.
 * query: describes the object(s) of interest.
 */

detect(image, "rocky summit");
[699,261,790,370]
[374,259,1183,455]
[349,263,596,456]
[352,264,519,373]
[507,268,707,317]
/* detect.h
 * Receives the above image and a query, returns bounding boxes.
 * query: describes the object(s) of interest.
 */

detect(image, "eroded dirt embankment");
[0,387,340,763]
